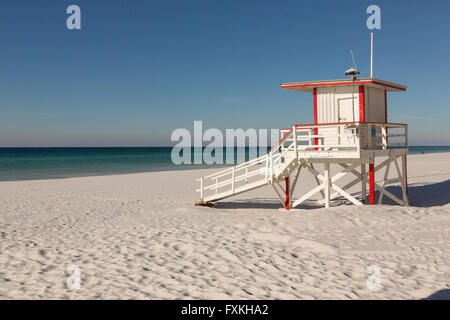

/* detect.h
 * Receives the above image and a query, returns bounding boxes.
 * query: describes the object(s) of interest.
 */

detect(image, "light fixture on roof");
[345,67,360,79]
[345,50,360,80]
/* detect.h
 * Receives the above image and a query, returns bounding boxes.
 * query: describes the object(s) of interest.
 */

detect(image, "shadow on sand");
[383,179,450,207]
[423,289,450,300]
[215,198,285,210]
[213,180,450,210]
[214,198,323,210]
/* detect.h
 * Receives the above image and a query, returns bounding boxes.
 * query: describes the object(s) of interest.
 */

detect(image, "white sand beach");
[0,152,450,300]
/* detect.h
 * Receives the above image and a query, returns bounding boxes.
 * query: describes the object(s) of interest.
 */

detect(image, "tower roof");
[281,78,406,92]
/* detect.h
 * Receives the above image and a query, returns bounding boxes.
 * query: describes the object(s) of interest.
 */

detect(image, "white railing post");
[265,155,269,182]
[308,128,312,147]
[356,123,361,152]
[292,126,298,157]
[386,123,389,147]
[405,124,408,148]
[337,125,341,147]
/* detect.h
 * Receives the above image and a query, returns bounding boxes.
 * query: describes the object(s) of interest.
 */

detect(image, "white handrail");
[198,122,408,201]
[199,128,295,200]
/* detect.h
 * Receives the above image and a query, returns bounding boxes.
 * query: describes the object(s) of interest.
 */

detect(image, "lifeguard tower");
[196,66,409,209]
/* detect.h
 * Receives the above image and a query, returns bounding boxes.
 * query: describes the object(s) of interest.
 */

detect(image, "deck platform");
[196,122,409,209]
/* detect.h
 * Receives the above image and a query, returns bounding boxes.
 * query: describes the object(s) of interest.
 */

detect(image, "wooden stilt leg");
[285,176,290,210]
[361,162,367,204]
[404,155,408,197]
[369,158,375,205]
[324,162,331,208]
[311,163,325,200]
[402,155,409,206]
[378,157,392,205]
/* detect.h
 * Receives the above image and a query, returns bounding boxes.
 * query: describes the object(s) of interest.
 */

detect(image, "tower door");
[337,97,358,122]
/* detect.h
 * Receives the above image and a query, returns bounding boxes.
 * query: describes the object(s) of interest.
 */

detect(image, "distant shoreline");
[0,147,449,182]
[0,146,449,149]
[0,164,224,183]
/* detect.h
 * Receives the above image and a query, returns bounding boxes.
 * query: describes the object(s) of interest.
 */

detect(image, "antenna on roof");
[345,50,360,80]
[345,50,360,115]
[350,49,358,70]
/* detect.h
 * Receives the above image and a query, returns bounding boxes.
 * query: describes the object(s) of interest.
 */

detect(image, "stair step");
[199,153,300,203]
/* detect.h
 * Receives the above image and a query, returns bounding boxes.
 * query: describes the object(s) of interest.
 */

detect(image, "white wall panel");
[316,85,387,126]
[317,88,335,123]
[366,87,386,122]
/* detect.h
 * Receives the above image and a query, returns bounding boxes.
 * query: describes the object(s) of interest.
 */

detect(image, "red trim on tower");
[313,88,318,148]
[281,80,406,91]
[359,85,365,122]
[372,80,406,91]
[369,161,375,205]
[285,177,290,210]
[283,81,370,89]
[279,121,407,131]
[384,90,388,123]
[313,88,318,124]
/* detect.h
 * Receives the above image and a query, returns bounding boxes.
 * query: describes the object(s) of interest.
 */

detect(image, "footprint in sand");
[173,243,194,258]
[247,232,336,255]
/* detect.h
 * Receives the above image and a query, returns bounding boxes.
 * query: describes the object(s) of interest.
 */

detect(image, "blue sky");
[0,0,449,146]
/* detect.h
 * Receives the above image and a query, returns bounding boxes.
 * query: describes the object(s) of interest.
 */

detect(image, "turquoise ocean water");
[0,146,449,181]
